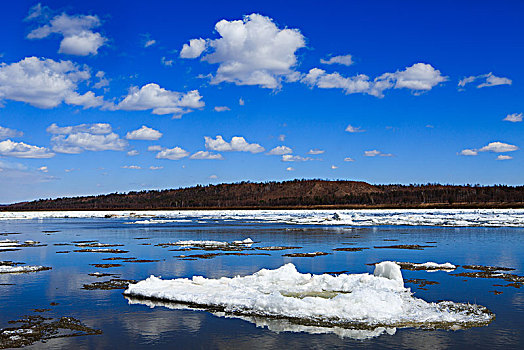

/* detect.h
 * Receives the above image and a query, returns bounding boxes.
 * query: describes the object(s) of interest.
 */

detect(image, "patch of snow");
[125,263,493,328]
[175,240,229,247]
[0,265,49,274]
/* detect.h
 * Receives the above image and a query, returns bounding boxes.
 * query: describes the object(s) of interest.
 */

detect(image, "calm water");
[0,215,523,349]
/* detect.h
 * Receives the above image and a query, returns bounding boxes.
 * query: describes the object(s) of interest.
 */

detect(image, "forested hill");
[3,180,524,210]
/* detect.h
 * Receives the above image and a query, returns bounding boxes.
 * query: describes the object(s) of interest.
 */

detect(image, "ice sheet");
[1,209,523,227]
[124,263,494,329]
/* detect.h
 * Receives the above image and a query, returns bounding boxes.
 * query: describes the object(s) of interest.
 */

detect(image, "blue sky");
[0,0,522,203]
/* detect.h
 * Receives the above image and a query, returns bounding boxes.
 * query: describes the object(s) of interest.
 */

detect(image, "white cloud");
[190,151,224,160]
[47,122,112,135]
[122,165,141,169]
[303,63,447,97]
[345,124,365,133]
[26,10,107,56]
[497,155,512,160]
[331,165,338,169]
[281,154,313,162]
[126,125,163,140]
[344,157,354,162]
[267,145,292,155]
[93,71,109,89]
[239,98,245,106]
[307,149,324,155]
[156,147,189,160]
[320,54,353,66]
[181,14,305,89]
[504,113,522,123]
[460,142,519,156]
[0,126,23,139]
[286,167,294,171]
[214,106,230,112]
[180,38,207,58]
[0,57,105,109]
[278,134,286,142]
[459,149,478,156]
[458,73,512,89]
[0,139,55,158]
[364,150,392,157]
[145,39,156,48]
[479,142,518,153]
[149,166,163,170]
[48,123,127,154]
[127,150,139,156]
[38,166,48,173]
[161,57,174,66]
[205,135,265,153]
[209,174,218,179]
[116,83,204,117]
[147,145,163,151]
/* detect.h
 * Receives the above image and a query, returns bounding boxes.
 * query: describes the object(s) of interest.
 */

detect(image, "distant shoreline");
[2,202,524,212]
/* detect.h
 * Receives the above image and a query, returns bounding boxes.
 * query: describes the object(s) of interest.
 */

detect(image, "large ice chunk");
[125,263,493,329]
[373,261,403,285]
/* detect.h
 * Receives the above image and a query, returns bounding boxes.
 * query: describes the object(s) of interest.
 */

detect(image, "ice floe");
[0,265,51,274]
[124,262,494,329]
[1,209,523,227]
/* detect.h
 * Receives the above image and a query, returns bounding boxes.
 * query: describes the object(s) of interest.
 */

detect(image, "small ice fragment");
[374,261,403,285]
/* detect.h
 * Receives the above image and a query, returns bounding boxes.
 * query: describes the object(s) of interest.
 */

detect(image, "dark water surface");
[0,216,523,349]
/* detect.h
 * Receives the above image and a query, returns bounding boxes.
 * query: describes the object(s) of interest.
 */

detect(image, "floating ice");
[0,265,50,274]
[399,262,457,271]
[373,261,403,286]
[0,239,20,250]
[175,240,229,247]
[1,209,524,227]
[125,263,494,329]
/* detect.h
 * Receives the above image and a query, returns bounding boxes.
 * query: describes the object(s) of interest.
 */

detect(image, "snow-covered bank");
[124,262,494,329]
[1,209,524,227]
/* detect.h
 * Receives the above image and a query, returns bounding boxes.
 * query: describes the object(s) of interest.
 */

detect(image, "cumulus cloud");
[239,98,245,106]
[126,125,163,140]
[147,145,163,152]
[161,57,173,66]
[345,124,365,133]
[190,151,224,160]
[214,106,230,112]
[127,150,139,156]
[281,154,313,162]
[459,149,478,156]
[504,113,522,123]
[331,165,338,169]
[0,139,55,158]
[205,135,265,153]
[0,126,23,139]
[320,54,353,66]
[180,38,207,58]
[156,147,189,160]
[48,122,127,153]
[458,73,512,89]
[303,63,447,97]
[93,71,109,89]
[209,174,218,179]
[115,83,204,117]
[364,150,393,157]
[267,145,292,155]
[479,142,518,153]
[344,157,354,162]
[122,165,141,169]
[26,7,107,56]
[307,149,324,155]
[286,167,294,171]
[497,155,512,160]
[47,122,112,135]
[38,166,48,172]
[149,166,163,170]
[180,14,305,89]
[460,142,518,156]
[0,57,105,109]
[278,134,286,142]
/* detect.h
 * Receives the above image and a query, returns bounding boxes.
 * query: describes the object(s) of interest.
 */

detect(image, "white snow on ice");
[0,265,49,274]
[124,263,493,328]
[1,209,523,227]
